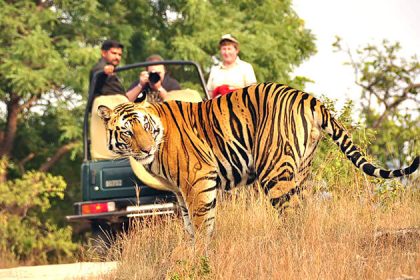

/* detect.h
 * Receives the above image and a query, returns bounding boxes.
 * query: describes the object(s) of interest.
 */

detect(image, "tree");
[131,0,316,87]
[1,1,81,180]
[0,0,145,181]
[0,0,138,263]
[0,157,77,264]
[334,38,419,168]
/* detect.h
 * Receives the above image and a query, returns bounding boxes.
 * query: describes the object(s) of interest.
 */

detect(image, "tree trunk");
[0,95,20,158]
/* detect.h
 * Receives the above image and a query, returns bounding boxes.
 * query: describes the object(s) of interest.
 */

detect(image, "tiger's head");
[97,102,163,164]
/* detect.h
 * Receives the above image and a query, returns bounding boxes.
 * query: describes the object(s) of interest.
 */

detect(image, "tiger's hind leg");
[261,180,303,211]
[258,165,306,211]
[260,128,321,211]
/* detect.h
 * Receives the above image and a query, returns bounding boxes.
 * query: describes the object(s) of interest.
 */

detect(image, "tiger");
[97,83,419,237]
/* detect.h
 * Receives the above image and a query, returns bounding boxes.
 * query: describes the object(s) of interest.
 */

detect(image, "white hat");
[219,34,239,45]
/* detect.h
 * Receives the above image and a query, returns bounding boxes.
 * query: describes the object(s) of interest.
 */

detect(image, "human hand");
[139,71,149,86]
[150,80,163,91]
[212,84,231,98]
[104,65,115,75]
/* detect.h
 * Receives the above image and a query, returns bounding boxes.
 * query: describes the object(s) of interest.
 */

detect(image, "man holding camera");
[129,54,181,103]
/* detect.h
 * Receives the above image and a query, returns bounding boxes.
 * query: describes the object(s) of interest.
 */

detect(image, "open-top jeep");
[66,60,209,238]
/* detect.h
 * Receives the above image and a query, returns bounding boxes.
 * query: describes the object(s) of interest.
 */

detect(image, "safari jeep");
[66,60,209,238]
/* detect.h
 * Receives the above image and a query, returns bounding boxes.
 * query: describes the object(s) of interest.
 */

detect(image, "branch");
[358,78,387,106]
[0,93,39,157]
[357,76,381,95]
[17,152,36,174]
[372,110,390,129]
[372,84,419,129]
[39,142,78,172]
[385,83,420,111]
[346,47,360,83]
[19,95,39,113]
[402,83,420,95]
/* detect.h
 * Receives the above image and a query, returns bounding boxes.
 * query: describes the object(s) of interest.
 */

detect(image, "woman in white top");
[207,34,257,98]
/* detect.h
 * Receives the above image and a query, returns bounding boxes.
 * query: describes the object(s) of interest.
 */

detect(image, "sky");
[292,0,420,110]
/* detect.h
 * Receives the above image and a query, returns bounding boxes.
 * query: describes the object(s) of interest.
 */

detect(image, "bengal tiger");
[97,83,419,237]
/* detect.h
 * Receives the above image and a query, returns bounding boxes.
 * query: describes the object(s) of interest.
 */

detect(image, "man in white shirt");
[207,34,257,98]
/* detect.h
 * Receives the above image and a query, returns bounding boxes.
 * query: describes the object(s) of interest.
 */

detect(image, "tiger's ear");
[97,105,112,123]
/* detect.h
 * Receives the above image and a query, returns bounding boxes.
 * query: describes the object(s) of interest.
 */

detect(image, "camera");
[148,72,161,84]
[140,72,161,95]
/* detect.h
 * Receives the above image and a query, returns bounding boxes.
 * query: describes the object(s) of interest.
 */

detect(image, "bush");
[0,157,78,265]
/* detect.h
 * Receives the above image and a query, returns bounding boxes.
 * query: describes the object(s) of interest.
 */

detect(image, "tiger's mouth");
[133,153,155,164]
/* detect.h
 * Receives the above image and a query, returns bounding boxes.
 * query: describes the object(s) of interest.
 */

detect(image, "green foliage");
[372,179,406,208]
[0,0,99,168]
[312,98,366,192]
[80,0,316,89]
[312,95,418,210]
[365,113,419,168]
[1,2,71,96]
[10,104,83,176]
[0,158,78,264]
[170,255,212,279]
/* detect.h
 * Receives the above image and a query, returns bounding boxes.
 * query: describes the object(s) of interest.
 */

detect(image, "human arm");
[126,83,143,102]
[206,66,216,98]
[90,59,109,96]
[126,71,149,102]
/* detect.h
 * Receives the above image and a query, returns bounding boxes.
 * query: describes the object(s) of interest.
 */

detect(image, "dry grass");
[103,183,420,280]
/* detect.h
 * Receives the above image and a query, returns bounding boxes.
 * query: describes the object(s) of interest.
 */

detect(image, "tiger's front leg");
[180,169,218,237]
[174,192,194,237]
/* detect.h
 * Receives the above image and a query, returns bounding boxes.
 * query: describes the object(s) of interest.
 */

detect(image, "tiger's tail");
[318,103,419,178]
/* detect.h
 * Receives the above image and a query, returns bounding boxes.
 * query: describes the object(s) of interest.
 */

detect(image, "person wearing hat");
[89,39,143,101]
[207,34,257,98]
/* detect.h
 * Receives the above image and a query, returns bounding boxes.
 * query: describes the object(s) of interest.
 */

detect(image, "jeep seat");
[164,89,203,102]
[90,94,129,160]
